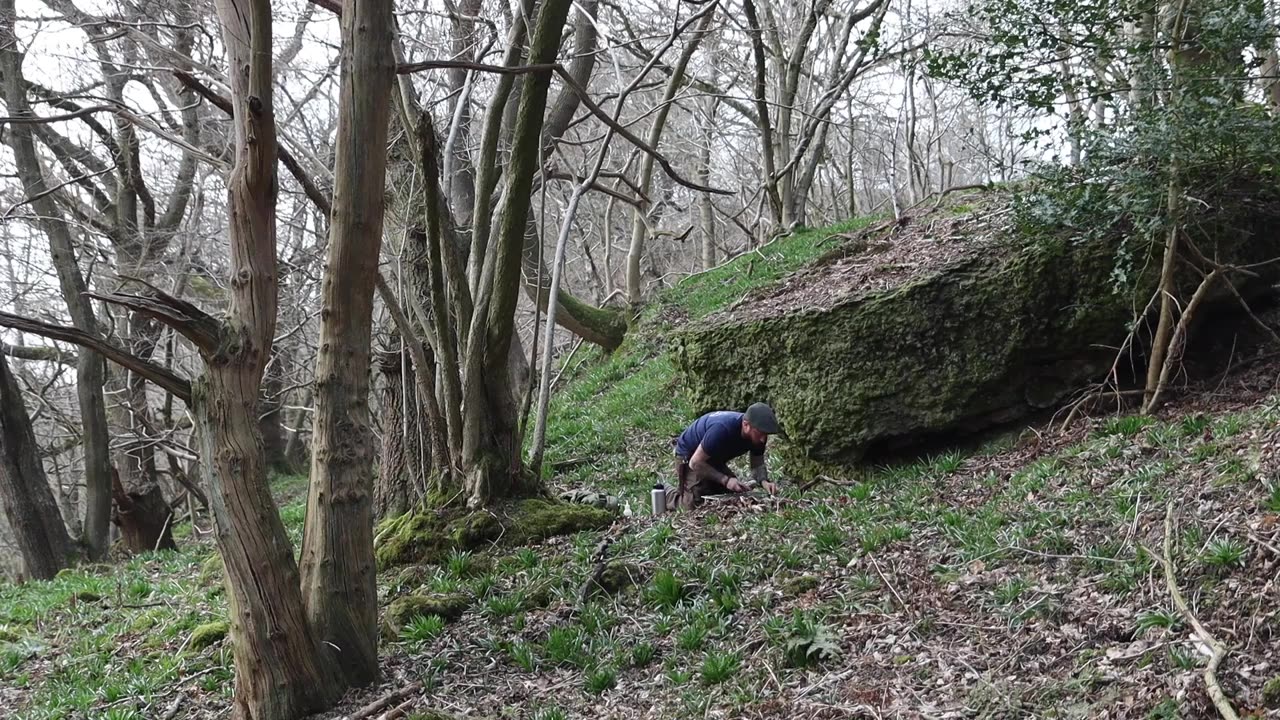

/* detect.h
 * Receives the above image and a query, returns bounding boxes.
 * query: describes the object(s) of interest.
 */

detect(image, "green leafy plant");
[630,642,656,668]
[781,612,841,668]
[1135,609,1179,635]
[677,624,707,651]
[399,614,445,643]
[585,665,618,695]
[543,626,586,668]
[484,593,523,618]
[1264,485,1280,513]
[515,548,540,569]
[508,641,536,672]
[446,549,475,578]
[1201,538,1247,569]
[648,570,687,610]
[700,650,741,685]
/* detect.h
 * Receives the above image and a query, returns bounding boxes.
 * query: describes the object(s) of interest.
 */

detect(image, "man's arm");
[690,445,735,487]
[750,452,778,494]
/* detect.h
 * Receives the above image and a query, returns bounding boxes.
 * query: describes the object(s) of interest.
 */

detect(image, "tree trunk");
[298,0,396,689]
[376,343,425,519]
[0,1,112,561]
[0,349,73,580]
[625,9,716,303]
[110,465,176,553]
[259,364,296,475]
[462,0,574,507]
[207,0,339,716]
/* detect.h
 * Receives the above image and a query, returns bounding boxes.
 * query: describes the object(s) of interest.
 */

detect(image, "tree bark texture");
[0,349,73,580]
[299,0,397,689]
[461,0,574,507]
[376,343,426,519]
[0,0,112,561]
[205,0,339,717]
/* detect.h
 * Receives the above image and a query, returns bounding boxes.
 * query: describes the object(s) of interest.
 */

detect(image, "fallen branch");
[376,697,418,720]
[1149,503,1240,720]
[798,474,857,493]
[350,682,423,720]
[575,527,621,610]
[159,693,185,720]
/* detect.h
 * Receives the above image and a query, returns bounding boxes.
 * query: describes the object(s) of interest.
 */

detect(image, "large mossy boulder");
[375,498,615,568]
[673,201,1280,469]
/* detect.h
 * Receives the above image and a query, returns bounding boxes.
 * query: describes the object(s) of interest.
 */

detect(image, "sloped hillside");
[2,213,1279,720]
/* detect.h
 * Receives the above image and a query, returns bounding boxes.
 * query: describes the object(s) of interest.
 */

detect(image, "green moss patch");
[376,499,615,568]
[188,621,229,650]
[382,593,472,638]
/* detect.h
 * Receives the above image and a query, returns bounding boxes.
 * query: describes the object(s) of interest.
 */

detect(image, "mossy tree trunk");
[0,348,74,580]
[298,0,397,689]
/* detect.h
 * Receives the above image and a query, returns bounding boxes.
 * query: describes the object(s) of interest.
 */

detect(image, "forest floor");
[3,197,1280,719]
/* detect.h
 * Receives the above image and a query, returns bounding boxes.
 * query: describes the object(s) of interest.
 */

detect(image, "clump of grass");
[1179,414,1211,436]
[585,665,618,695]
[508,641,536,672]
[813,523,845,554]
[1135,609,1179,636]
[1264,485,1280,512]
[446,549,475,578]
[700,650,741,685]
[629,641,657,668]
[648,570,687,610]
[1100,415,1154,437]
[1201,538,1247,570]
[993,577,1028,606]
[543,626,587,668]
[677,624,707,651]
[533,707,568,720]
[484,593,524,618]
[399,614,445,643]
[933,450,966,474]
[515,548,540,569]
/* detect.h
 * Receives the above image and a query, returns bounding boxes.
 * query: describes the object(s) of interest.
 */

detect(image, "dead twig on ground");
[350,682,423,719]
[798,474,857,493]
[1147,503,1241,720]
[375,697,418,720]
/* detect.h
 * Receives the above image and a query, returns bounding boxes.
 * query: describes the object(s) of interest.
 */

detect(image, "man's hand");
[725,477,747,493]
[762,480,778,495]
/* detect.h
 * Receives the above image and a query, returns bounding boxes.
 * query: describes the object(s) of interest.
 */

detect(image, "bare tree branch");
[0,311,192,403]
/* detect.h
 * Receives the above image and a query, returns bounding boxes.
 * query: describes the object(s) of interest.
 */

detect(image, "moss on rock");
[587,561,644,598]
[1264,675,1280,708]
[375,499,616,568]
[674,212,1280,469]
[382,593,472,638]
[781,574,821,597]
[189,621,229,650]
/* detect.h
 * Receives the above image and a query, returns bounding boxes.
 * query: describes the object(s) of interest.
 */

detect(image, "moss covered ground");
[3,215,1279,718]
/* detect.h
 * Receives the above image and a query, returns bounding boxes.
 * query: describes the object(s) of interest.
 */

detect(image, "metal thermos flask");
[650,484,666,515]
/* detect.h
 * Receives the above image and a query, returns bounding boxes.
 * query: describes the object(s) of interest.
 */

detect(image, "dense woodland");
[1,0,1279,718]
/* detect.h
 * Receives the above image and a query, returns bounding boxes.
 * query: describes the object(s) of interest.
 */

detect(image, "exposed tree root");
[1149,503,1241,720]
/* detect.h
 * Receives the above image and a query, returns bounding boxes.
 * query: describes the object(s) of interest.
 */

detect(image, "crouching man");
[668,403,783,511]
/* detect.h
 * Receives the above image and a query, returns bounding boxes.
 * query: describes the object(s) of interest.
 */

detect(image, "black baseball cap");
[745,402,782,435]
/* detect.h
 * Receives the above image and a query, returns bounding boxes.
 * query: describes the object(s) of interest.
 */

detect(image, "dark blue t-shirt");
[675,411,766,465]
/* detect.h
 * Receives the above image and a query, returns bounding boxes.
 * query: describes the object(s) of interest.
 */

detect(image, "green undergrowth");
[541,218,877,503]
